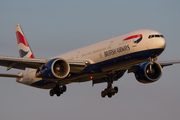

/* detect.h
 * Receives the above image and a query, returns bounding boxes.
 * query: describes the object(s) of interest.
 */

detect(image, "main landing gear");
[101,74,118,98]
[49,84,67,97]
[101,86,118,98]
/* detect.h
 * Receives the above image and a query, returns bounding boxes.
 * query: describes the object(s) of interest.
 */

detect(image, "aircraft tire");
[108,93,112,98]
[50,89,54,96]
[101,91,106,98]
[114,86,118,93]
[56,92,61,97]
[62,85,67,92]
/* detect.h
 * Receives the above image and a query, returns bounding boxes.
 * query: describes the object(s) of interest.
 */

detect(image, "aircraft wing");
[128,60,180,73]
[0,56,47,70]
[0,56,89,73]
[157,60,180,67]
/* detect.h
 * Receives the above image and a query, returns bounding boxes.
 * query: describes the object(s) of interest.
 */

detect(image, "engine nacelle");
[135,62,162,84]
[36,58,70,79]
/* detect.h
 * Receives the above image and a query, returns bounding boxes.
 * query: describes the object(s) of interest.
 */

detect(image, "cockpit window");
[160,35,164,38]
[155,35,160,37]
[148,34,164,39]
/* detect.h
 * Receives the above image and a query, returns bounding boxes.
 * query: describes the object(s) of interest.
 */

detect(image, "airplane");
[0,24,179,98]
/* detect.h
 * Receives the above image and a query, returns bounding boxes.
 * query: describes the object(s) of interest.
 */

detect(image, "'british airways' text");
[104,45,130,57]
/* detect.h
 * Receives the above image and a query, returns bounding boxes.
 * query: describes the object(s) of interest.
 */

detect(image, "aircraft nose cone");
[157,38,166,50]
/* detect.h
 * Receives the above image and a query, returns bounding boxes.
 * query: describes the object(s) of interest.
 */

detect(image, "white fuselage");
[17,29,166,89]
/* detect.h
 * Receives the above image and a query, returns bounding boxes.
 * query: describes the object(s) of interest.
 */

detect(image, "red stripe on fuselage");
[16,31,29,47]
[124,34,142,40]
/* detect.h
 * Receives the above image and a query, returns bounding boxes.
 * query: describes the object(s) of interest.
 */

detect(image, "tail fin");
[15,24,34,58]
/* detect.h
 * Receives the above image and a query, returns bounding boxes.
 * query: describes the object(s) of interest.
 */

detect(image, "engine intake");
[135,62,162,84]
[36,58,70,79]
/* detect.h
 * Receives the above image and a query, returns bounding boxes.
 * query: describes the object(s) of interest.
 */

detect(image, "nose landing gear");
[148,56,158,73]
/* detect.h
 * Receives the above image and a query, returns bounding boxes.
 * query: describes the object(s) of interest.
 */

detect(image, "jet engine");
[36,58,70,79]
[134,62,162,84]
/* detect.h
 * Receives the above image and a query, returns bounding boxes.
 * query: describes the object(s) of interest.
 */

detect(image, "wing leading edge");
[158,60,180,67]
[0,56,47,70]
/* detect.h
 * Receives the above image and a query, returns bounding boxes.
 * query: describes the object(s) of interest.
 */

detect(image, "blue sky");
[0,0,180,120]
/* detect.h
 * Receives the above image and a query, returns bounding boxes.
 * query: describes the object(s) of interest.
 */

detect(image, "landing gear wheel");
[108,93,112,98]
[56,92,61,97]
[50,89,54,97]
[62,85,67,92]
[49,84,67,97]
[114,86,118,93]
[60,90,63,94]
[101,91,106,98]
[112,91,115,96]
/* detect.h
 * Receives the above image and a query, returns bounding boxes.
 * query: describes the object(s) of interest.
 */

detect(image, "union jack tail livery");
[15,24,34,58]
